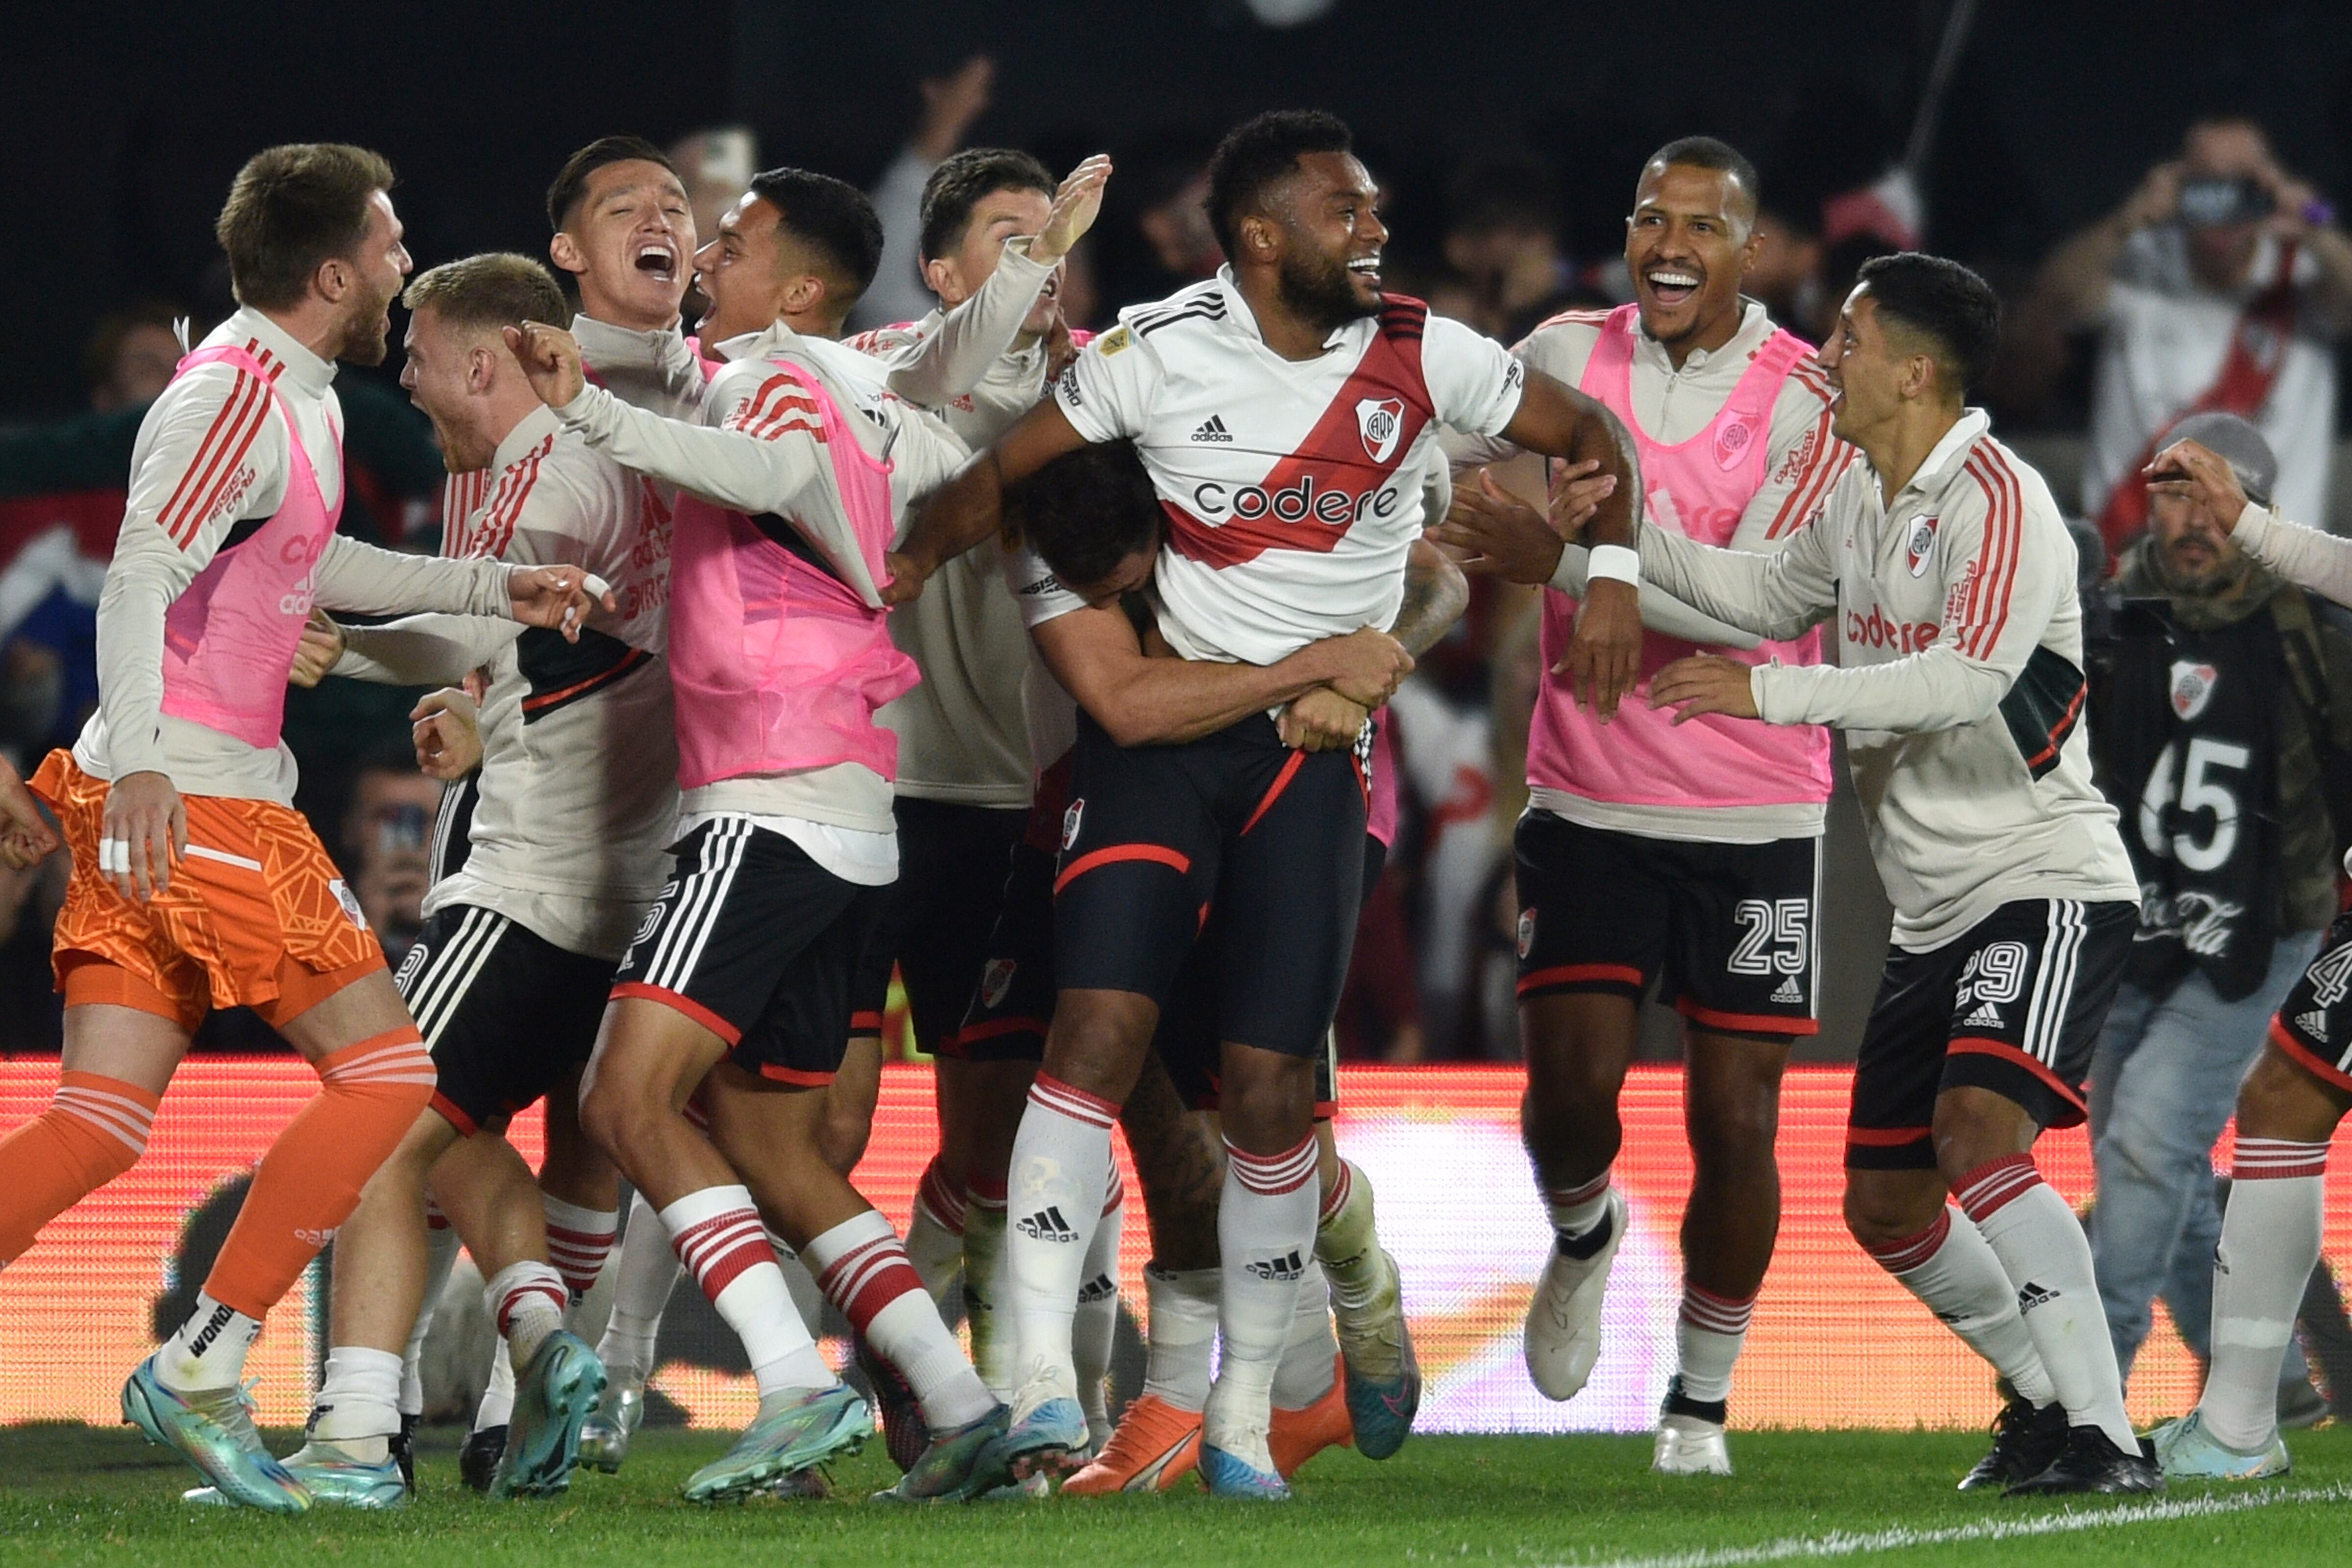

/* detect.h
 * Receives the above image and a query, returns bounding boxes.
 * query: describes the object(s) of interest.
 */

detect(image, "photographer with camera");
[2030,119,2352,556]
[2084,411,2352,1419]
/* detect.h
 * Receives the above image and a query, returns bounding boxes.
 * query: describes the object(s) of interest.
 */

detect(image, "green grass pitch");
[2,1423,2349,1567]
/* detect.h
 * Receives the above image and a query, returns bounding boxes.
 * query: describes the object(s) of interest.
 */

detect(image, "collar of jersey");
[1876,406,1991,507]
[1632,296,1771,375]
[225,305,334,397]
[1213,264,1373,360]
[490,404,563,474]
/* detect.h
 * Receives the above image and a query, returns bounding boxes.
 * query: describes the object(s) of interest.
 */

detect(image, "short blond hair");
[402,252,568,335]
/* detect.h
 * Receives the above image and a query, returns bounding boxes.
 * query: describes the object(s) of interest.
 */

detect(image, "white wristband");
[1586,543,1641,587]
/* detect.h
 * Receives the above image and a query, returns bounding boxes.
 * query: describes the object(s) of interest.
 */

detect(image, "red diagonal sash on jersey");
[1160,297,1433,570]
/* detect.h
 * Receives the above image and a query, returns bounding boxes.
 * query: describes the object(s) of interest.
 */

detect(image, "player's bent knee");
[2236,1044,2352,1142]
[1841,1171,1941,1249]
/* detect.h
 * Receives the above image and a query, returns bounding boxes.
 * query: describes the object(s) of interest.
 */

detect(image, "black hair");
[1853,251,2003,396]
[1006,440,1160,591]
[1203,109,1355,258]
[1646,136,1761,208]
[745,167,887,298]
[545,136,677,233]
[920,147,1055,263]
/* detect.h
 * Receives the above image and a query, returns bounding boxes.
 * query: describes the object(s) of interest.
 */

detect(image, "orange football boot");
[1060,1394,1203,1494]
[1268,1355,1356,1477]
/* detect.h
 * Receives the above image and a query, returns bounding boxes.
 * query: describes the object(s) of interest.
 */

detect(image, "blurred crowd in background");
[3,47,2350,1063]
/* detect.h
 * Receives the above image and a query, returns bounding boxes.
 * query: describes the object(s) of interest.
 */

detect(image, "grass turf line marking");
[1565,1481,2352,1568]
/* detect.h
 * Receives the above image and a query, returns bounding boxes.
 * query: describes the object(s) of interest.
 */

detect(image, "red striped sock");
[806,1210,993,1429]
[542,1197,617,1301]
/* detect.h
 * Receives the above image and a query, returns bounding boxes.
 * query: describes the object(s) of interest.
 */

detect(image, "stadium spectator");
[852,53,997,331]
[340,744,441,966]
[82,302,186,413]
[2025,118,2352,555]
[1442,160,1587,343]
[2083,411,2347,1418]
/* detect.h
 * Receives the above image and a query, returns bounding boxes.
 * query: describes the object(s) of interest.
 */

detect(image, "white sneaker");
[1523,1189,1625,1401]
[1652,1416,1733,1475]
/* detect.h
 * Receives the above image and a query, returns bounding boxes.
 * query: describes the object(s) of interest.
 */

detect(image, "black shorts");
[849,798,1025,1049]
[2268,908,2352,1093]
[1054,712,1370,1059]
[1846,897,2135,1169]
[1513,810,1822,1038]
[1157,925,1341,1119]
[954,841,1059,1062]
[393,903,614,1135]
[610,820,888,1086]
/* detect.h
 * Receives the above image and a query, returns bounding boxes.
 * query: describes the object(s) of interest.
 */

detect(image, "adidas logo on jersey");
[1962,1001,2005,1029]
[1245,1249,1305,1282]
[2016,1281,2058,1313]
[1076,1272,1118,1304]
[1771,975,1804,1004]
[1190,414,1233,442]
[2299,1009,2332,1041]
[1016,1206,1080,1243]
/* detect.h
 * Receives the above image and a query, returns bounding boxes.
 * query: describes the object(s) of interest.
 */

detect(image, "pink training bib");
[158,345,343,750]
[666,359,919,790]
[1528,304,1832,813]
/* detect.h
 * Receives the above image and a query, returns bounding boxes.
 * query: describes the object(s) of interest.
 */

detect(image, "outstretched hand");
[502,322,588,410]
[1428,469,1588,585]
[1033,155,1114,265]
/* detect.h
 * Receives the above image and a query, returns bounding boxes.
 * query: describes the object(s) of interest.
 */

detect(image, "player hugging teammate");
[0,105,2240,1515]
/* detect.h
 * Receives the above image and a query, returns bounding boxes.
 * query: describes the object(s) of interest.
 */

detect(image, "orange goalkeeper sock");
[0,1071,160,1264]
[204,1030,436,1319]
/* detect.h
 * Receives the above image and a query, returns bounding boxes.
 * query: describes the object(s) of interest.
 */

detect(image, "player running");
[2123,435,2352,1480]
[1440,251,2159,1496]
[1446,138,1850,1475]
[889,109,1644,1498]
[277,249,682,1507]
[0,145,606,1514]
[507,168,1022,1503]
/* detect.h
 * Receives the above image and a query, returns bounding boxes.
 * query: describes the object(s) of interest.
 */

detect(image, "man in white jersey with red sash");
[889,110,1645,1499]
[0,145,606,1514]
[507,168,1028,1504]
[1444,252,2160,1496]
[1447,138,1849,1475]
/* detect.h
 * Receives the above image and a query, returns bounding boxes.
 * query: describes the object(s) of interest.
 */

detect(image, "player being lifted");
[0,145,606,1513]
[890,109,1644,1498]
[506,168,1026,1503]
[2121,434,2352,1480]
[1441,253,2159,1496]
[1447,137,1850,1475]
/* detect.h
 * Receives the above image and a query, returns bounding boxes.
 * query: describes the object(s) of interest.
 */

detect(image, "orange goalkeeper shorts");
[31,749,387,1034]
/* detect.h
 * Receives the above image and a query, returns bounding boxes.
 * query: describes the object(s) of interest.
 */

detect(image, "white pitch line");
[1561,1482,2352,1568]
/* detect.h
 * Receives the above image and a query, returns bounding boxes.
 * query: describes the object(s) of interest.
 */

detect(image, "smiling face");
[552,158,695,332]
[334,191,414,367]
[1262,150,1388,333]
[931,185,1058,333]
[1626,161,1758,355]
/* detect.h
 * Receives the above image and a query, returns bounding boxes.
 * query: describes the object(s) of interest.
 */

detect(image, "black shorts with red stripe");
[1053,711,1368,1060]
[848,797,1026,1050]
[1513,809,1822,1039]
[610,819,889,1086]
[2267,907,2352,1093]
[952,840,1060,1062]
[1845,897,2134,1169]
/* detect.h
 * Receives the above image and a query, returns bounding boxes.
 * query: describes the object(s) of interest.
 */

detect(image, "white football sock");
[1674,1284,1754,1406]
[2200,1140,2328,1450]
[1006,1074,1116,1404]
[1141,1263,1219,1413]
[1074,1165,1126,1435]
[156,1291,261,1393]
[307,1345,403,1461]
[1315,1158,1385,1308]
[806,1209,995,1430]
[486,1258,568,1372]
[477,1339,516,1430]
[399,1208,464,1419]
[1272,1258,1340,1409]
[1206,1135,1319,1459]
[961,1180,1014,1398]
[596,1191,682,1386]
[907,1155,967,1310]
[1955,1155,2135,1451]
[1865,1206,2057,1407]
[659,1184,834,1405]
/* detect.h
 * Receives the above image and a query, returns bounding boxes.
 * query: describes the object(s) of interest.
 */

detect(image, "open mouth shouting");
[1642,266,1702,309]
[634,240,680,285]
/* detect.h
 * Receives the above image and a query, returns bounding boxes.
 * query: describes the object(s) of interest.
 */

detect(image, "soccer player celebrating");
[281,250,683,1506]
[507,169,1019,1503]
[1447,138,1849,1475]
[1440,252,2158,1496]
[0,144,606,1513]
[2123,434,2352,1479]
[890,109,1643,1498]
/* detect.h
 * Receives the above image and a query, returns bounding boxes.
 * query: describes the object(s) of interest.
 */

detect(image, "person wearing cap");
[2028,117,2352,555]
[2083,410,2352,1412]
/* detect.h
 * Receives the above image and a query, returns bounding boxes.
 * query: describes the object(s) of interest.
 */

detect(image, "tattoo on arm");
[1390,547,1470,658]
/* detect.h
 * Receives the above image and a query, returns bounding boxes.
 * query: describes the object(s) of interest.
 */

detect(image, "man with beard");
[1445,137,1850,1476]
[0,144,609,1512]
[2083,411,2352,1427]
[888,109,1644,1497]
